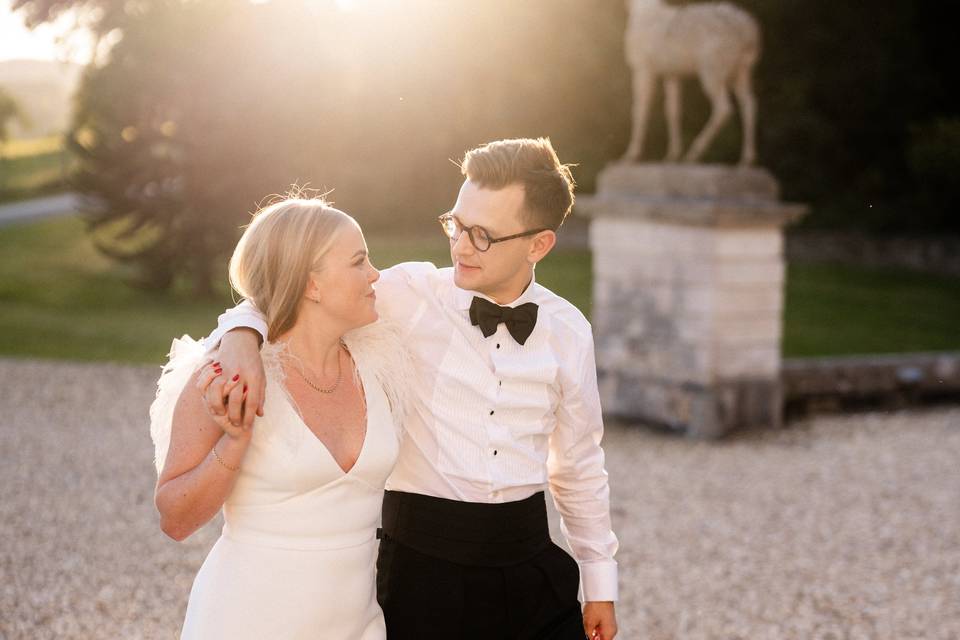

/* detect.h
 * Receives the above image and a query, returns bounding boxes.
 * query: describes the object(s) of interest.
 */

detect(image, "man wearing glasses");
[206,138,619,640]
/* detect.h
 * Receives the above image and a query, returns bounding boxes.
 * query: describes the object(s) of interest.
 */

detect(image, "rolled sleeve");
[203,300,268,352]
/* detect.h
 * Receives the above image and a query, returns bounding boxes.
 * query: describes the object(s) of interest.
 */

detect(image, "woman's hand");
[196,360,250,440]
[204,328,266,430]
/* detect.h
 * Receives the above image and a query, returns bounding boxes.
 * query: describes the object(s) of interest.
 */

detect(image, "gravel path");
[1,357,958,639]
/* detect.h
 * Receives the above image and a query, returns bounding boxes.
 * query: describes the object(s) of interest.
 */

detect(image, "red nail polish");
[243,385,248,393]
[232,374,240,381]
[212,362,220,367]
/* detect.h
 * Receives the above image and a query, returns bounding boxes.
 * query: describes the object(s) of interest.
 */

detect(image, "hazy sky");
[0,0,94,63]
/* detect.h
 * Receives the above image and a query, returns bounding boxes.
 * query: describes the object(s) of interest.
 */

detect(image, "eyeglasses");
[438,213,550,252]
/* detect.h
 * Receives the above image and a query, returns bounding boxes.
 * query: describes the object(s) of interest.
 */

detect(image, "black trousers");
[376,490,587,640]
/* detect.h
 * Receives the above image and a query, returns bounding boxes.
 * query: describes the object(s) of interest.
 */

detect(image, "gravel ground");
[1,357,958,639]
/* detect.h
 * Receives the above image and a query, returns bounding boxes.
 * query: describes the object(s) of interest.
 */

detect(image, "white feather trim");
[342,319,414,438]
[148,335,207,475]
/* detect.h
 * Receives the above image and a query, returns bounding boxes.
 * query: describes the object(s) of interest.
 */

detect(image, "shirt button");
[496,343,500,349]
[489,410,495,416]
[493,450,498,456]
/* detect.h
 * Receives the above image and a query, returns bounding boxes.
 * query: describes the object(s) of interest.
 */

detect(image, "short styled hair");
[229,197,354,341]
[460,137,576,231]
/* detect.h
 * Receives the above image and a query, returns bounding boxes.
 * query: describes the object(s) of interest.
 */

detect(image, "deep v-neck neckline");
[279,351,371,477]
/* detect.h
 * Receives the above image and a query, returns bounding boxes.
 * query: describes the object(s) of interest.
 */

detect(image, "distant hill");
[0,59,82,139]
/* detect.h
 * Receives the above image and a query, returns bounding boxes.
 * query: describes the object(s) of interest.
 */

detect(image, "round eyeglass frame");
[438,213,550,252]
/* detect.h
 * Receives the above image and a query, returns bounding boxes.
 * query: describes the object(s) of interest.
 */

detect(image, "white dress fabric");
[150,325,408,640]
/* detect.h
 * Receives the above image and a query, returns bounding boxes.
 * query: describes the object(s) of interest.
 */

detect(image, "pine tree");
[68,1,294,294]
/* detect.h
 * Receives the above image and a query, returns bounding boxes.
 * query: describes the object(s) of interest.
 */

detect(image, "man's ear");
[527,230,557,265]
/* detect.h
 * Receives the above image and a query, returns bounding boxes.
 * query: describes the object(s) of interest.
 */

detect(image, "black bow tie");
[469,297,539,345]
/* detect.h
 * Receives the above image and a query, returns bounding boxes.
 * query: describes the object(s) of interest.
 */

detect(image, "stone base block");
[582,162,806,436]
[599,369,783,438]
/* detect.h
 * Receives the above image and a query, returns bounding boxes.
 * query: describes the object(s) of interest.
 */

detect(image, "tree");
[68,0,315,294]
[22,0,958,297]
[11,0,126,33]
[60,0,629,294]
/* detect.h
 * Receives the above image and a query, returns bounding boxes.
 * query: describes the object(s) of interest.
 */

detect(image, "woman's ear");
[304,272,322,303]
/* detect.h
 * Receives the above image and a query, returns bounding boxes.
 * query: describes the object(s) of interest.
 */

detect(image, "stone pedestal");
[577,164,807,437]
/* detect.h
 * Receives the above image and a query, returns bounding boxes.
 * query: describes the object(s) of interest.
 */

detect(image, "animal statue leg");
[733,62,757,166]
[684,67,732,163]
[622,68,655,162]
[664,76,683,162]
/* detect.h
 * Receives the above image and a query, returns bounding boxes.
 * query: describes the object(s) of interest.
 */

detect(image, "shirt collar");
[453,269,538,311]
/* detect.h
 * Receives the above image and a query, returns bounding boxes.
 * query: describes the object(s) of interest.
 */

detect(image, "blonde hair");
[460,137,576,230]
[229,197,354,341]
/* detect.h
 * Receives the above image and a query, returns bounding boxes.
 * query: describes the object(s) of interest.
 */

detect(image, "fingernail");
[243,385,248,393]
[212,362,220,367]
[232,374,240,381]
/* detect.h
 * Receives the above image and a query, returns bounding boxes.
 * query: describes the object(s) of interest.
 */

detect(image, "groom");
[206,138,618,639]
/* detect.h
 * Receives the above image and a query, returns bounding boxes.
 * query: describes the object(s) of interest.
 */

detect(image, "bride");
[150,197,409,639]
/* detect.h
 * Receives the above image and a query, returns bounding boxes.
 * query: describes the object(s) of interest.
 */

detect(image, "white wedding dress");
[150,326,409,640]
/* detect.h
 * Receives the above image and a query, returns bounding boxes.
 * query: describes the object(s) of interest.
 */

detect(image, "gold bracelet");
[211,444,240,472]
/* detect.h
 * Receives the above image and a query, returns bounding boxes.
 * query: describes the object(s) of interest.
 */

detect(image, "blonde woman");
[149,198,409,639]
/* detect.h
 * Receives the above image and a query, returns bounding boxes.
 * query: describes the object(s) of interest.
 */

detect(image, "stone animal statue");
[623,0,760,165]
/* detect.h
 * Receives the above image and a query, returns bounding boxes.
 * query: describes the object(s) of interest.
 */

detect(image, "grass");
[0,136,72,202]
[783,263,960,357]
[2,136,64,158]
[1,215,958,364]
[0,217,593,364]
[0,216,231,363]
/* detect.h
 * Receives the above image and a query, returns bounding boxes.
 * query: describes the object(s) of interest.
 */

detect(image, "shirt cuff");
[580,560,619,602]
[203,313,269,352]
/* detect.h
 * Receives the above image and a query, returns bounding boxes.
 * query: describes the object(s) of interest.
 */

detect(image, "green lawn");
[1,215,957,364]
[0,137,72,202]
[783,263,960,356]
[0,216,591,364]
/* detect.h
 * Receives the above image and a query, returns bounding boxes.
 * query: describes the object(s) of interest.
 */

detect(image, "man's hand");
[583,601,617,640]
[205,328,265,429]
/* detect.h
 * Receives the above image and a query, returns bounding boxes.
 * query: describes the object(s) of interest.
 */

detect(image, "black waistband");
[380,490,551,567]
